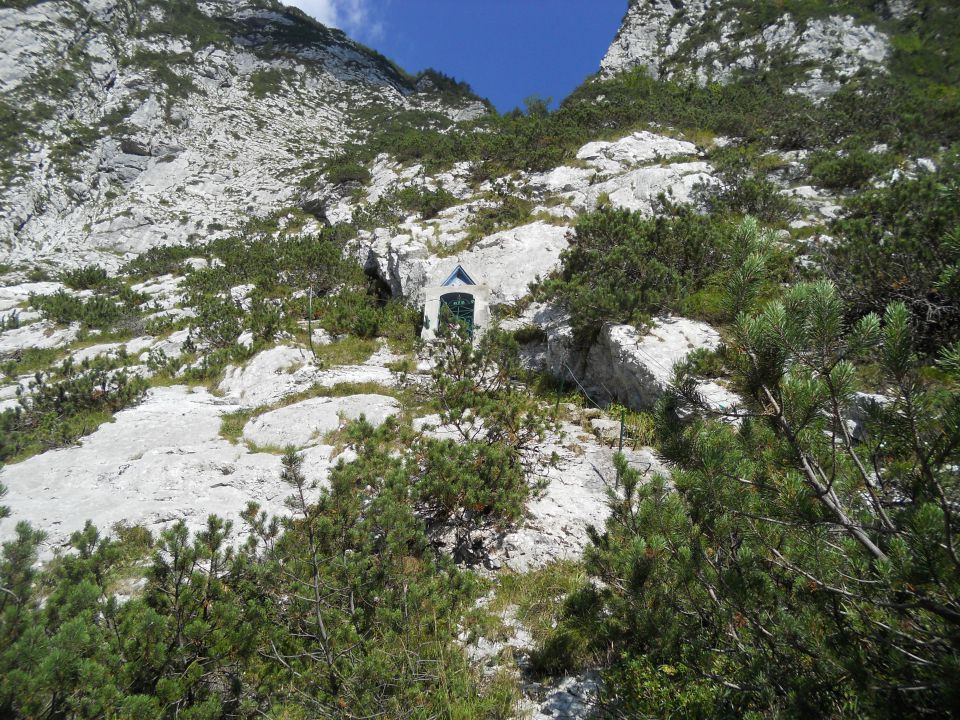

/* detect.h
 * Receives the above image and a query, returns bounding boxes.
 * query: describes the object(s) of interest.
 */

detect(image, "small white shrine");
[421,264,491,341]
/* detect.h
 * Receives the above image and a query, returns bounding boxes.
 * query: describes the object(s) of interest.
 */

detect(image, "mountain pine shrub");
[420,319,559,559]
[0,442,514,718]
[539,279,960,718]
[0,360,148,462]
[821,151,960,349]
[542,209,786,344]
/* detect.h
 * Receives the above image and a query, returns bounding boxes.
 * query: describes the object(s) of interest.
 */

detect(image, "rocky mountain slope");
[602,0,914,99]
[0,0,486,271]
[0,1,958,717]
[0,0,951,567]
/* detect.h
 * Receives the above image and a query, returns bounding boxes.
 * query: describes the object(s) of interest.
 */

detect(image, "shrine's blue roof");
[441,265,476,287]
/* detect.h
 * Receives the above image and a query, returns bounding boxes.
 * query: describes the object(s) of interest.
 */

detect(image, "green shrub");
[121,243,205,279]
[809,145,893,190]
[0,361,148,462]
[513,324,548,345]
[541,280,960,718]
[48,121,100,180]
[1,348,63,379]
[60,265,114,291]
[139,0,230,49]
[353,185,459,233]
[25,267,51,282]
[412,68,488,106]
[0,440,508,717]
[421,322,557,557]
[821,150,960,348]
[704,152,800,223]
[30,288,148,333]
[249,67,287,98]
[606,403,657,448]
[311,335,378,367]
[324,158,371,186]
[177,225,414,368]
[395,185,458,219]
[463,193,533,244]
[190,294,244,349]
[0,311,21,335]
[541,207,732,344]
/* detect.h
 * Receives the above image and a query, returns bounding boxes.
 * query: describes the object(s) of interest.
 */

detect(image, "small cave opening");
[364,266,394,305]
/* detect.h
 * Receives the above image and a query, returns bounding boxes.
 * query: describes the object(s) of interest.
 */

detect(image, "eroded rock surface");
[242,394,400,449]
[217,345,399,408]
[355,130,718,307]
[602,0,891,100]
[359,220,571,306]
[0,1,488,270]
[0,386,286,554]
[0,377,394,556]
[526,672,602,720]
[496,428,666,572]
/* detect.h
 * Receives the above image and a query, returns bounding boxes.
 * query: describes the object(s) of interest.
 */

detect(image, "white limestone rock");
[568,162,718,215]
[0,0,486,270]
[587,320,721,409]
[698,381,742,417]
[0,321,80,354]
[530,165,596,194]
[0,308,39,326]
[358,229,435,301]
[419,410,668,573]
[444,222,570,305]
[601,1,890,101]
[883,0,916,20]
[148,329,191,360]
[521,308,734,413]
[0,386,294,555]
[575,130,698,173]
[495,423,667,573]
[601,0,692,79]
[242,394,400,449]
[361,221,570,307]
[526,672,601,720]
[0,281,66,312]
[131,274,184,310]
[218,345,398,408]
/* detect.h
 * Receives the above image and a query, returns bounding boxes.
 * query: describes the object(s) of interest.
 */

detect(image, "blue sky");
[285,0,628,112]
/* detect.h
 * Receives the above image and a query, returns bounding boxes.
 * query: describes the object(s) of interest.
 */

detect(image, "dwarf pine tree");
[421,315,557,558]
[541,278,960,718]
[820,154,960,349]
[0,444,509,718]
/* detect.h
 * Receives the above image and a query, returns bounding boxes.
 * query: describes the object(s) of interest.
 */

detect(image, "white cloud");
[286,0,384,42]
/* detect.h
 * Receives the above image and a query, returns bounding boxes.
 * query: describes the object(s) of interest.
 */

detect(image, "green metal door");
[440,292,475,336]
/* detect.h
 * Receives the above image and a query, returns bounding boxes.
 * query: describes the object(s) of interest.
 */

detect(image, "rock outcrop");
[350,130,718,307]
[0,385,299,555]
[0,0,486,270]
[508,304,738,414]
[242,394,400,449]
[602,0,892,100]
[218,344,400,408]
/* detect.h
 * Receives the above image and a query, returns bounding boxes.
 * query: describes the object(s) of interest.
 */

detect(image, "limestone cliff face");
[0,0,485,270]
[601,0,914,100]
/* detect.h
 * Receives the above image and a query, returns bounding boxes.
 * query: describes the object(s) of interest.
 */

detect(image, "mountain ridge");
[0,0,487,271]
